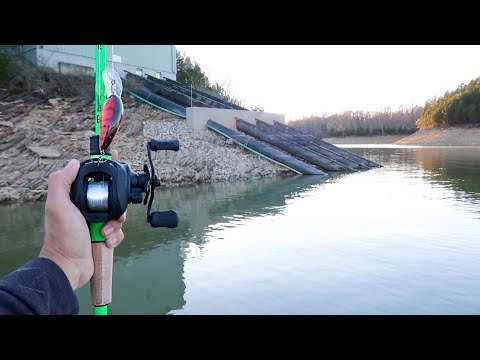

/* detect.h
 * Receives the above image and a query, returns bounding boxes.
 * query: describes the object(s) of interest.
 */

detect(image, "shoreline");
[324,126,480,146]
[0,94,293,204]
[1,91,479,204]
[323,134,406,144]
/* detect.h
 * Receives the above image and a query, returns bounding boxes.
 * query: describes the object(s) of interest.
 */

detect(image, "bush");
[416,78,480,129]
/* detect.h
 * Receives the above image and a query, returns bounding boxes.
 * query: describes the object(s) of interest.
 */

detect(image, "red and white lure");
[99,68,124,151]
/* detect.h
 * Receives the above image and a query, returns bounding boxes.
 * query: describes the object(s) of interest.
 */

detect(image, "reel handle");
[148,210,179,228]
[149,139,180,151]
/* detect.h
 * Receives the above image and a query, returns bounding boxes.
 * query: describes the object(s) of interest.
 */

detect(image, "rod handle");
[90,243,113,307]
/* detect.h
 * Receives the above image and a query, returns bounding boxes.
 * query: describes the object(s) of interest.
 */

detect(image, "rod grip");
[149,139,180,151]
[90,243,113,306]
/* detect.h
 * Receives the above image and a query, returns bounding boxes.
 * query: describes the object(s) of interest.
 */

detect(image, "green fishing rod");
[70,45,180,315]
[90,45,110,315]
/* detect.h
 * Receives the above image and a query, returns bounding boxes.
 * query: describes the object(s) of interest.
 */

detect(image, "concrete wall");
[21,45,177,80]
[18,46,37,64]
[186,107,285,131]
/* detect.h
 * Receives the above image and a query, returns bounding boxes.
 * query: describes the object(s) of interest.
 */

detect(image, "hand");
[39,150,127,290]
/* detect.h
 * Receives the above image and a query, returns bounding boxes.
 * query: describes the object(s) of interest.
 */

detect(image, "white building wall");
[22,45,177,80]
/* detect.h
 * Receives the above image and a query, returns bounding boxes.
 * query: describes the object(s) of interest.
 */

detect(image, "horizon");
[175,45,480,121]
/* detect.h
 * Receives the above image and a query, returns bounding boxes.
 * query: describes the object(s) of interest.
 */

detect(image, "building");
[19,45,177,80]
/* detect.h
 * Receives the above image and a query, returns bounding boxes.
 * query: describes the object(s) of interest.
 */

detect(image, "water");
[1,146,480,314]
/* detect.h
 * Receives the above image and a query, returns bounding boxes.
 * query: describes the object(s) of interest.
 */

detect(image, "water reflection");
[415,148,480,201]
[75,174,329,314]
[353,146,480,204]
[83,176,325,314]
[173,146,480,314]
[0,174,328,314]
[1,146,480,314]
[0,202,45,273]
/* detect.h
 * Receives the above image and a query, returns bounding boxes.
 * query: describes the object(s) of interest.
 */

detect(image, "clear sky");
[175,45,480,122]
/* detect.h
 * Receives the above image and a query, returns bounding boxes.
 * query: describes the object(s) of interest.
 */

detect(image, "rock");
[48,98,60,107]
[0,187,21,202]
[0,99,23,106]
[0,121,14,128]
[27,146,62,158]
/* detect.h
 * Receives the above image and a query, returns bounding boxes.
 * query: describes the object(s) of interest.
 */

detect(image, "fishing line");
[111,45,115,72]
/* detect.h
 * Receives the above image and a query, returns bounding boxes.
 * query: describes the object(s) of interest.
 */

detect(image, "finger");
[118,210,127,223]
[101,219,123,238]
[46,159,80,201]
[111,149,118,161]
[105,229,124,248]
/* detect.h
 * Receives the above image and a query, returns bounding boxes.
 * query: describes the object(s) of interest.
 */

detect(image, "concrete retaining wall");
[186,107,285,131]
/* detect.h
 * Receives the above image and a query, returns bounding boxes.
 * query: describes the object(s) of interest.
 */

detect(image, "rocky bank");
[0,92,293,204]
[393,126,480,146]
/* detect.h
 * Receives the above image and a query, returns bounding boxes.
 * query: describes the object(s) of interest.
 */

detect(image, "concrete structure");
[186,107,285,131]
[19,45,177,80]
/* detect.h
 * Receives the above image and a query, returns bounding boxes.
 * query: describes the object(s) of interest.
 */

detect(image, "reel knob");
[148,210,179,228]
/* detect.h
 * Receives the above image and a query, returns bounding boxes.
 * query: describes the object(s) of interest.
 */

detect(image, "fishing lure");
[99,68,124,151]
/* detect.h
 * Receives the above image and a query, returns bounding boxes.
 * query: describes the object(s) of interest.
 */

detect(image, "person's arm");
[0,257,79,315]
[0,151,126,315]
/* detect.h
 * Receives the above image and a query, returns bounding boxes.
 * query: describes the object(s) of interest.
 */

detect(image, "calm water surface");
[1,146,479,314]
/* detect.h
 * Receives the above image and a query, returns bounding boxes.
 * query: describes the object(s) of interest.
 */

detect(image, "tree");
[416,77,480,129]
[290,106,421,138]
[0,46,20,83]
[176,50,244,107]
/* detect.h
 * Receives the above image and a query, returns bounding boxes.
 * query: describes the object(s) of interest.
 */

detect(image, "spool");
[87,182,109,211]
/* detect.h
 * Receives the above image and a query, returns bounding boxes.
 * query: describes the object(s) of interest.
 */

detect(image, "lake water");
[1,146,479,314]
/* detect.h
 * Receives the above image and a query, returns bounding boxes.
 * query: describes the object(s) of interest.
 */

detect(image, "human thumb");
[46,159,80,201]
[62,159,80,185]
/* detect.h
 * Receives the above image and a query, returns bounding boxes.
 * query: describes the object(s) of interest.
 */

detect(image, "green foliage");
[0,53,9,81]
[416,78,480,129]
[176,51,209,88]
[0,46,20,83]
[176,50,243,107]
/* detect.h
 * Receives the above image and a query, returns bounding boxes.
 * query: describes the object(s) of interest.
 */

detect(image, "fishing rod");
[70,45,180,315]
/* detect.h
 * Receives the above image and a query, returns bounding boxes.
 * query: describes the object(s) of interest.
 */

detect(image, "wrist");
[38,248,81,290]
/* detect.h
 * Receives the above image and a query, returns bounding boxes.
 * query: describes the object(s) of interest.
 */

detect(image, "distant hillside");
[416,78,480,129]
[289,106,421,138]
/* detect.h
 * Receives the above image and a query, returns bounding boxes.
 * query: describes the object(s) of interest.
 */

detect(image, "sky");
[175,45,480,122]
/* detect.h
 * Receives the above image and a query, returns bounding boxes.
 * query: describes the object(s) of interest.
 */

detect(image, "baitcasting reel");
[71,135,180,228]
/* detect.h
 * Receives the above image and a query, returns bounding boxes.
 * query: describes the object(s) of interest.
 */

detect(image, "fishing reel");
[71,135,180,228]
